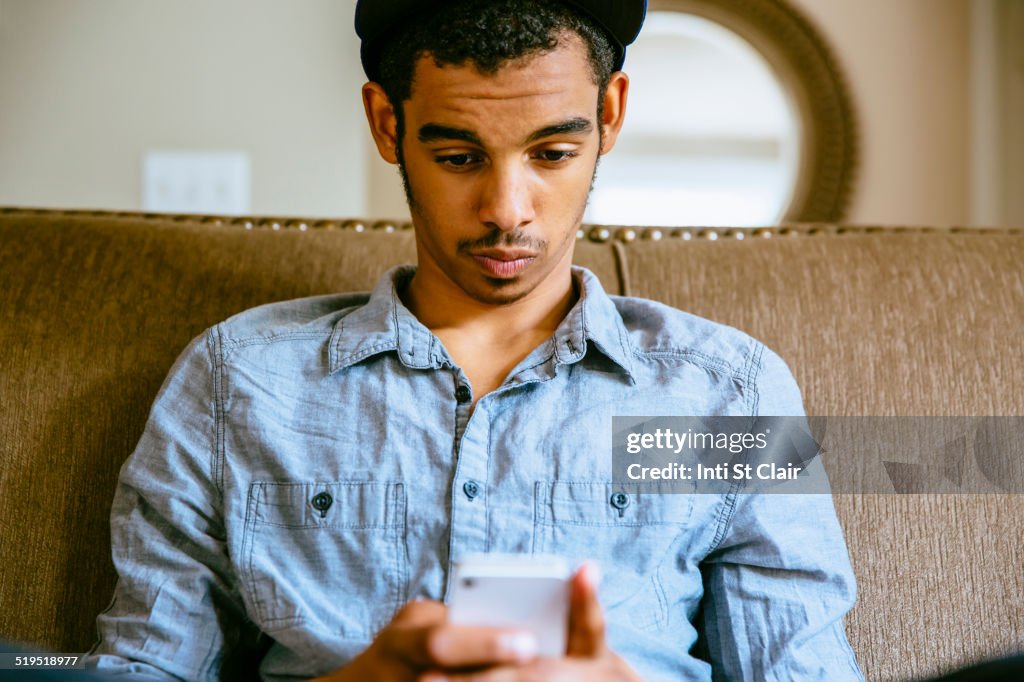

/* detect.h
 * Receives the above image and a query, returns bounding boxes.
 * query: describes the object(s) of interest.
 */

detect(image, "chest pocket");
[532,481,693,631]
[241,480,406,640]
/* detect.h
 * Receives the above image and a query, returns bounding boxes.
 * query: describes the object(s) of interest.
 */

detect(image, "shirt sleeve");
[698,345,865,681]
[84,329,265,680]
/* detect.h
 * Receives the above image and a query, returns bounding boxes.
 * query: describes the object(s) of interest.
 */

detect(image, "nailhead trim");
[0,208,1020,239]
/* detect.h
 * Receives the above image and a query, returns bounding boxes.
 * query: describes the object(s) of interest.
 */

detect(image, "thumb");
[566,561,606,657]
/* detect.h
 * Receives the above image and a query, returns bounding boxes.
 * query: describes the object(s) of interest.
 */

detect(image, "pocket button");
[609,491,630,517]
[311,491,333,517]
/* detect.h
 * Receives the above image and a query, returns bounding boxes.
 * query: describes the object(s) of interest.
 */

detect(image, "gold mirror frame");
[647,0,858,222]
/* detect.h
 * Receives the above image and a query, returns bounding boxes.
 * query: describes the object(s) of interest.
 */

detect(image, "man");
[87,1,864,679]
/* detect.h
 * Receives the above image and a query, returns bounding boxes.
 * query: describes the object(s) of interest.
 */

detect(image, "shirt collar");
[329,265,635,381]
[551,266,636,381]
[328,265,436,373]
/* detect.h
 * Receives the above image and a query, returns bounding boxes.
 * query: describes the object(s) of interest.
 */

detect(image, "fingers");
[381,601,538,669]
[566,561,606,657]
[375,600,447,669]
[425,626,538,668]
[393,599,449,626]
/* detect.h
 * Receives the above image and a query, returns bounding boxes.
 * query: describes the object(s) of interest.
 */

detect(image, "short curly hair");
[376,0,617,143]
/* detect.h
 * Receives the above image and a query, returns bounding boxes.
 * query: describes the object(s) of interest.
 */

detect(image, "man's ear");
[362,82,400,165]
[599,71,629,155]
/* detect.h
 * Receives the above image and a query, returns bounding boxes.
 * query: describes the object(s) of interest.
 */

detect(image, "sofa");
[1,207,1021,681]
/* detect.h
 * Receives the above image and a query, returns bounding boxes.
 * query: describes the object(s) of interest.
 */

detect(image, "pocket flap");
[251,481,404,529]
[535,481,693,526]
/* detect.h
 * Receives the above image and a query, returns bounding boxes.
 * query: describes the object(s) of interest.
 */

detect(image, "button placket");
[445,396,491,599]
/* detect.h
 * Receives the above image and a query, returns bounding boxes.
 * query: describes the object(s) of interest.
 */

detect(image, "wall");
[0,0,367,217]
[756,0,971,227]
[970,0,1024,227]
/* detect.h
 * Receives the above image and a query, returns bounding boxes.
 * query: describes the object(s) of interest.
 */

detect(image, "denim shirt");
[87,266,863,681]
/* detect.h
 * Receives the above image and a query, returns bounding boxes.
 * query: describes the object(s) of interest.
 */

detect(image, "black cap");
[355,0,648,83]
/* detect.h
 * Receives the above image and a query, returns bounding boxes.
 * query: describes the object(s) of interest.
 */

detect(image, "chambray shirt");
[87,266,863,681]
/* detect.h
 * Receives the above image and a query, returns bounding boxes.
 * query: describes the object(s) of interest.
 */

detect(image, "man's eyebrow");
[417,118,595,147]
[524,117,593,144]
[417,124,483,146]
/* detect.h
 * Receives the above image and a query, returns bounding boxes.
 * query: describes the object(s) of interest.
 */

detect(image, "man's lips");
[470,249,537,278]
[471,248,537,261]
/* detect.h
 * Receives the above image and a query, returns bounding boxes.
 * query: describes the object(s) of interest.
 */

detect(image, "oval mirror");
[587,0,858,227]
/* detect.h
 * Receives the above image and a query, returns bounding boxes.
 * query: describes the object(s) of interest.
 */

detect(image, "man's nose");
[477,164,536,232]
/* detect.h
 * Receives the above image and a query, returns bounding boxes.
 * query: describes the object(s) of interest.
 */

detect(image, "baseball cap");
[354,0,648,82]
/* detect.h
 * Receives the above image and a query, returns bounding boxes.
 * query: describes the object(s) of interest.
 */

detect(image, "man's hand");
[314,562,641,682]
[419,562,641,681]
[312,598,540,682]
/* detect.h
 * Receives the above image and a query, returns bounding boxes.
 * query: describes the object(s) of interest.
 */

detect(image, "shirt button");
[610,492,630,512]
[455,385,472,403]
[463,480,481,500]
[311,491,333,518]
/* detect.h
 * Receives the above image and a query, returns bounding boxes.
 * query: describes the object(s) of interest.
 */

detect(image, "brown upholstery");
[0,208,1021,680]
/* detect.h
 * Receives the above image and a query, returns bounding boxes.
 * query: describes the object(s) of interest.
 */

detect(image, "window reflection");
[588,12,800,227]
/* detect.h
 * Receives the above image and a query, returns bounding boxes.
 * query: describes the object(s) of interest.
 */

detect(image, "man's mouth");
[470,249,538,279]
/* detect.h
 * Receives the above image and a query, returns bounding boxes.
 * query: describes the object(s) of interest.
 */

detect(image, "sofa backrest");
[1,209,1021,680]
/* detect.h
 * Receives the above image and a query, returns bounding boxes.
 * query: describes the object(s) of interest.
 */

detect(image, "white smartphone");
[448,553,571,657]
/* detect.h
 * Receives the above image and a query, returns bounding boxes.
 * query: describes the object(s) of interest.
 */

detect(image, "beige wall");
[971,0,1024,227]
[1003,1,1024,226]
[0,0,368,217]
[0,0,1013,226]
[786,0,971,227]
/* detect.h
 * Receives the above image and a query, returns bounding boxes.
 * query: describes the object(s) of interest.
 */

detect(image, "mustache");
[457,230,547,253]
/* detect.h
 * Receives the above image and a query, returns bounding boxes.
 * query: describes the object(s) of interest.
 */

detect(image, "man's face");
[386,37,617,305]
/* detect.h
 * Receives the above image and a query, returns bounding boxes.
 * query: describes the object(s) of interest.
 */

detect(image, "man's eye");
[536,150,578,163]
[435,153,481,168]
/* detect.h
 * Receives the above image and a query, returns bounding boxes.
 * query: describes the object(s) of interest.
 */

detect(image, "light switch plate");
[142,151,251,214]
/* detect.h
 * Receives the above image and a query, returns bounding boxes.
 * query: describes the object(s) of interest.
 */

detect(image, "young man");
[87,1,863,680]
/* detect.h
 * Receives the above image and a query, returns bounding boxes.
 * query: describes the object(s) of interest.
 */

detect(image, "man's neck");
[400,265,579,404]
[401,266,578,346]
